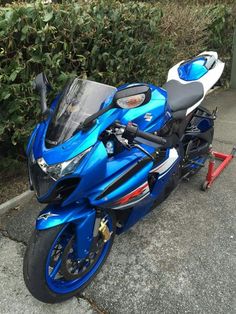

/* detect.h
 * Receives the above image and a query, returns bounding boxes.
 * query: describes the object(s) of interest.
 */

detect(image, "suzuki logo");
[144,113,153,122]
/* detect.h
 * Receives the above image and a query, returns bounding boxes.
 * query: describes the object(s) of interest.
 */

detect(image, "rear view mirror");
[114,85,151,109]
[33,73,52,117]
[81,84,151,129]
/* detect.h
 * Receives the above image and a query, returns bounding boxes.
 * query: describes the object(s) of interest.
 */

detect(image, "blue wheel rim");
[45,216,112,294]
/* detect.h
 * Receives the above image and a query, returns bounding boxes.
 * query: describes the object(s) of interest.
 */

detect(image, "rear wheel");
[23,210,115,303]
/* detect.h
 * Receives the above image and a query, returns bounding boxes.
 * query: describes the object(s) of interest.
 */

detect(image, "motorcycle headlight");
[37,147,91,180]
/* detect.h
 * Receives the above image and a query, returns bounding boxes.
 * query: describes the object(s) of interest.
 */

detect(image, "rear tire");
[23,211,116,303]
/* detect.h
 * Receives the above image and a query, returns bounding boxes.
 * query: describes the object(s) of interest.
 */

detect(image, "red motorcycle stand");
[201,147,236,191]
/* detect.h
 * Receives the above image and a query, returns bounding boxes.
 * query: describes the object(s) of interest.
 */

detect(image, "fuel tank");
[119,83,170,134]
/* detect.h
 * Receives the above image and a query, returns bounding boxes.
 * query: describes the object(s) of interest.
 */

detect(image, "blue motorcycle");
[23,51,224,303]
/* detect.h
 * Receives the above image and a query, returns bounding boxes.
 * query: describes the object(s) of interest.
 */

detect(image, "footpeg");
[189,159,205,167]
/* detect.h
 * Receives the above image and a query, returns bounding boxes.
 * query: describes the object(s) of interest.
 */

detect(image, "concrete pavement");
[0,89,235,313]
[0,233,96,313]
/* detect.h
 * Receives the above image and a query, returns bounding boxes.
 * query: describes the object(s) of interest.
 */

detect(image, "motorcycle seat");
[163,80,204,112]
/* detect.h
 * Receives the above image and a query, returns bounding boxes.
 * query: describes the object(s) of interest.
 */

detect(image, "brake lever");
[118,139,155,160]
[131,143,155,160]
[114,121,155,160]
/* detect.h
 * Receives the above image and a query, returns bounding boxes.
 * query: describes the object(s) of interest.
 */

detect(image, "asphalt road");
[0,89,235,314]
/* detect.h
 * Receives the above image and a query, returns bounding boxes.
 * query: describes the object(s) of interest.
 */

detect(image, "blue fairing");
[36,202,92,230]
[26,124,40,156]
[178,57,208,81]
[118,150,180,233]
[30,81,175,234]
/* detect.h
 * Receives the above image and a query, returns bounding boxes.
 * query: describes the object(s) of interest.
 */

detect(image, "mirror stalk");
[81,104,112,129]
[33,72,52,119]
[40,88,49,117]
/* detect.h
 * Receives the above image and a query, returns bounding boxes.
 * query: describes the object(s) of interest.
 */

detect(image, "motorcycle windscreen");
[46,78,116,146]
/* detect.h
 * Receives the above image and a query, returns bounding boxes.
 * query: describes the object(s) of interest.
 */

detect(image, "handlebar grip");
[136,129,167,145]
[120,122,167,146]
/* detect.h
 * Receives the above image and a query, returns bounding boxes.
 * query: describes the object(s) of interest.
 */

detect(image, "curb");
[0,190,34,216]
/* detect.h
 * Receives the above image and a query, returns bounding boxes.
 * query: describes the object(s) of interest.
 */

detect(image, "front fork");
[74,210,96,259]
[75,212,112,259]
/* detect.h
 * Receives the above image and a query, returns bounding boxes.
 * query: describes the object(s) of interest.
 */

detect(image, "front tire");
[23,211,115,303]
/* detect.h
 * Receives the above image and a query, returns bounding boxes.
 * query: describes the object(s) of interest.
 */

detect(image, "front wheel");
[23,210,116,303]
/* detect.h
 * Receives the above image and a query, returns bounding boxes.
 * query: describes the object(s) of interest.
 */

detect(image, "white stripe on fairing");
[151,159,169,173]
[151,148,179,175]
[158,163,176,179]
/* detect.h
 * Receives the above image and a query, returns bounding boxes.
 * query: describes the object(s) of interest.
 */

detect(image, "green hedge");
[0,0,234,170]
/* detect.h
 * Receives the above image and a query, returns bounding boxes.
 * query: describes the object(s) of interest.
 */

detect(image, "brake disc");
[60,235,104,280]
